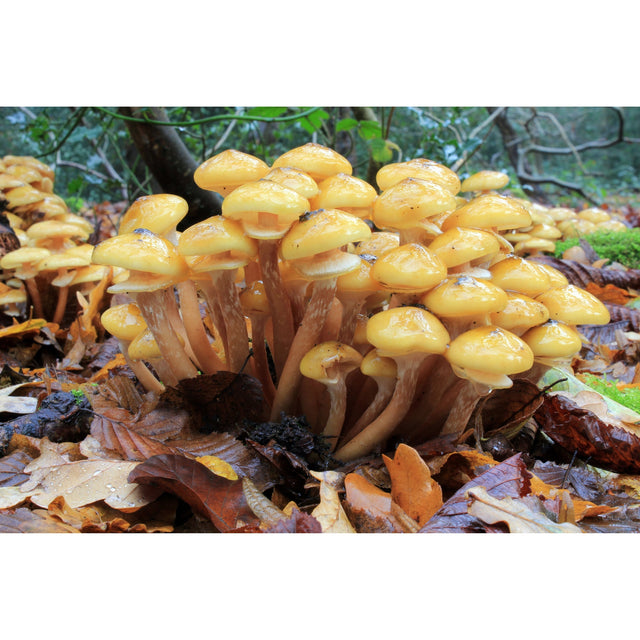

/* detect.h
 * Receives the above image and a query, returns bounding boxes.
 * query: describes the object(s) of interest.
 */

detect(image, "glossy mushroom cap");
[376,158,461,195]
[366,306,450,358]
[440,193,531,232]
[310,173,377,218]
[354,232,400,258]
[445,325,534,388]
[427,226,501,269]
[128,327,165,361]
[0,246,51,278]
[239,280,270,316]
[177,215,258,271]
[193,149,270,196]
[490,292,550,335]
[118,194,189,236]
[488,255,551,297]
[263,167,320,200]
[422,275,507,318]
[271,143,352,183]
[280,208,371,279]
[359,348,398,379]
[92,228,189,293]
[221,179,310,240]
[371,243,447,293]
[521,320,583,359]
[535,284,610,325]
[372,178,456,231]
[460,170,509,192]
[26,220,90,248]
[299,341,363,384]
[101,303,148,342]
[3,185,45,208]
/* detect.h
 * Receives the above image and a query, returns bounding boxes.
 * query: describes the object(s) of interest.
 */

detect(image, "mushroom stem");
[440,380,492,436]
[24,277,44,318]
[199,280,229,366]
[52,285,70,325]
[248,313,276,405]
[333,353,426,462]
[259,239,294,378]
[116,337,165,395]
[176,279,224,374]
[209,269,251,373]
[161,287,203,370]
[321,378,350,449]
[269,278,337,421]
[135,290,199,381]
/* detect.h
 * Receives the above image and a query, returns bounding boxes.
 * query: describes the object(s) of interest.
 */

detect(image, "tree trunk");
[119,107,222,228]
[485,107,547,202]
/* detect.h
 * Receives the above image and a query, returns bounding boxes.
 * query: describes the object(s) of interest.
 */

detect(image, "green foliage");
[580,373,640,415]
[554,229,640,269]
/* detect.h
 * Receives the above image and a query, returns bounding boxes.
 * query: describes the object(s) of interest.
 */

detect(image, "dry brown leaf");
[383,444,442,527]
[309,470,355,533]
[466,486,582,533]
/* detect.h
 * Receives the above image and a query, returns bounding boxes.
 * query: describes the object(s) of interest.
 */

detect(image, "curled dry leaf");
[382,444,442,527]
[466,486,582,533]
[309,470,355,533]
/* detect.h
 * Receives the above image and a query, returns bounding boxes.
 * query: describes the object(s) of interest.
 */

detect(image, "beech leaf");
[309,470,355,533]
[383,444,442,527]
[466,486,582,533]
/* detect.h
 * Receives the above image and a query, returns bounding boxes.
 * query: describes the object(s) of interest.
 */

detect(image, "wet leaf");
[466,486,582,533]
[383,444,442,527]
[585,282,635,306]
[262,506,322,533]
[420,454,531,533]
[0,448,34,487]
[128,454,261,532]
[0,507,80,533]
[535,393,640,474]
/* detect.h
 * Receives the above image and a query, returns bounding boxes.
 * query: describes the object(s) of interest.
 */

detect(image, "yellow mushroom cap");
[4,185,45,208]
[0,246,51,276]
[373,178,456,231]
[299,341,363,384]
[535,284,610,325]
[52,213,95,237]
[427,226,501,268]
[92,229,189,293]
[193,149,270,196]
[359,348,398,379]
[441,193,531,232]
[4,165,43,184]
[558,219,597,237]
[271,143,352,182]
[3,155,55,180]
[421,275,508,317]
[26,220,90,243]
[0,175,26,190]
[128,327,164,360]
[70,264,110,285]
[533,262,569,288]
[101,303,148,341]
[490,292,550,333]
[371,242,447,293]
[118,194,189,236]
[310,173,377,218]
[578,208,610,224]
[596,220,628,232]
[336,255,382,294]
[513,238,557,256]
[528,223,562,240]
[263,167,320,200]
[460,170,509,192]
[177,215,258,267]
[280,209,372,279]
[376,158,461,195]
[222,179,310,240]
[521,320,583,358]
[366,306,450,357]
[488,255,551,296]
[445,325,534,387]
[354,232,400,258]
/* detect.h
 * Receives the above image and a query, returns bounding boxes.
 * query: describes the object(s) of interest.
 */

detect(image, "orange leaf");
[585,282,634,306]
[0,318,52,339]
[383,443,442,526]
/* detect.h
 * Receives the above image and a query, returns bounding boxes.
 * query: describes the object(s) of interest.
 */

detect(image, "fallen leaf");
[309,470,355,533]
[343,472,418,533]
[262,507,322,533]
[466,486,582,533]
[128,454,261,532]
[0,507,80,533]
[383,444,442,527]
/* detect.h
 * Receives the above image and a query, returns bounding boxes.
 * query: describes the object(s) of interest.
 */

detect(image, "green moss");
[580,373,640,414]
[554,228,640,269]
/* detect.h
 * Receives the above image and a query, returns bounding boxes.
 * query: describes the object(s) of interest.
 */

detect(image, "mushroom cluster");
[89,144,611,462]
[0,155,111,324]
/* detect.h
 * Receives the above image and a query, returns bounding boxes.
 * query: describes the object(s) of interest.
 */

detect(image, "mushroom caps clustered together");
[86,144,612,463]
